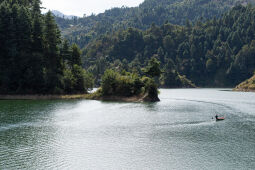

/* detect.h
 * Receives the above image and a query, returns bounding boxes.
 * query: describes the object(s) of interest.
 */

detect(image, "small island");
[234,74,255,92]
[87,57,162,102]
[87,69,160,102]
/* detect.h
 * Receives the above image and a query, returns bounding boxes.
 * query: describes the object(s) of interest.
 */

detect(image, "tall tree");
[71,43,82,67]
[30,5,45,92]
[143,57,162,78]
[16,5,33,92]
[60,39,72,66]
[32,0,41,16]
[44,11,63,93]
[0,1,12,92]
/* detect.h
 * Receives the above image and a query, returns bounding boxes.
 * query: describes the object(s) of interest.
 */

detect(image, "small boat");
[216,117,225,121]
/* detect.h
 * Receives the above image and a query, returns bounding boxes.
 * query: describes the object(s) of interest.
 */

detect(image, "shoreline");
[1,88,253,101]
[0,93,160,102]
[91,94,160,102]
[0,94,89,100]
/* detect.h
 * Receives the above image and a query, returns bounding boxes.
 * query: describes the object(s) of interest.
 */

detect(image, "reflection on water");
[0,89,255,169]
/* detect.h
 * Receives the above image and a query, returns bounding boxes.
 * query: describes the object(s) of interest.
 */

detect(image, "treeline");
[83,5,255,87]
[0,0,93,94]
[55,0,254,48]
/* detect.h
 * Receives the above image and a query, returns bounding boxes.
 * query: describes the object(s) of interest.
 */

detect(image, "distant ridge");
[51,10,78,19]
[55,0,255,48]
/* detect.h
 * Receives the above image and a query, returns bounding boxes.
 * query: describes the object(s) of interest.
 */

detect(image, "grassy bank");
[234,75,255,92]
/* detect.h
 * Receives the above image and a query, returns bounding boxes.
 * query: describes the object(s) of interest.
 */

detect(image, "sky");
[41,0,145,17]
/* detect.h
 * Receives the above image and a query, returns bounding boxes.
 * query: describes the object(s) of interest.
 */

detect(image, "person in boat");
[215,114,219,120]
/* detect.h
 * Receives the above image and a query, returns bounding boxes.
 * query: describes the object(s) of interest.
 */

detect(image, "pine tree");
[32,0,41,16]
[16,5,33,93]
[60,39,72,67]
[71,44,82,67]
[44,11,63,93]
[7,3,20,92]
[0,2,12,92]
[30,10,45,92]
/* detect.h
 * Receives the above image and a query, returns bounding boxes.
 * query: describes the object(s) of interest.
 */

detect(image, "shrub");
[101,69,146,96]
[101,69,118,95]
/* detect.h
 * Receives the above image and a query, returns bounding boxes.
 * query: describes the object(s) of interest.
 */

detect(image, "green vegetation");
[143,57,162,78]
[0,0,94,94]
[1,0,255,99]
[90,69,160,102]
[160,58,195,88]
[234,74,255,91]
[55,0,255,48]
[100,69,144,97]
[82,5,255,87]
[91,57,161,102]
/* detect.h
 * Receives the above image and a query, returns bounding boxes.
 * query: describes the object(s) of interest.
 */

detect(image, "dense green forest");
[0,0,94,94]
[1,0,255,95]
[82,5,255,87]
[55,0,255,48]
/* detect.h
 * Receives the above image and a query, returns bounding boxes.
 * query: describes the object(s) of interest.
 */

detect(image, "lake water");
[0,89,255,170]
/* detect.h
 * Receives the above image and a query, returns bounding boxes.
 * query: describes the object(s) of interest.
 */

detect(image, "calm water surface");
[0,89,255,170]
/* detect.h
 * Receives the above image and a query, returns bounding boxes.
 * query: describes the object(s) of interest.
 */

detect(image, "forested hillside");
[83,5,255,87]
[0,0,94,94]
[55,0,255,48]
[1,0,255,93]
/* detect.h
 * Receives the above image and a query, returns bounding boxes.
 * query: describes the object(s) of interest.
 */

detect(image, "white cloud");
[41,0,144,17]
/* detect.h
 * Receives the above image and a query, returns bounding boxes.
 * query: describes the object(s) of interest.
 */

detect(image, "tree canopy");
[82,5,255,87]
[0,0,94,94]
[55,0,255,48]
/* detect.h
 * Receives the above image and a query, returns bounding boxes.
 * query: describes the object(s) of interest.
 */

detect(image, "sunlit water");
[0,89,254,170]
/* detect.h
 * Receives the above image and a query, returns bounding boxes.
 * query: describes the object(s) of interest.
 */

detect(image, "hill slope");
[234,74,255,91]
[82,5,255,87]
[55,0,255,48]
[51,10,77,19]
